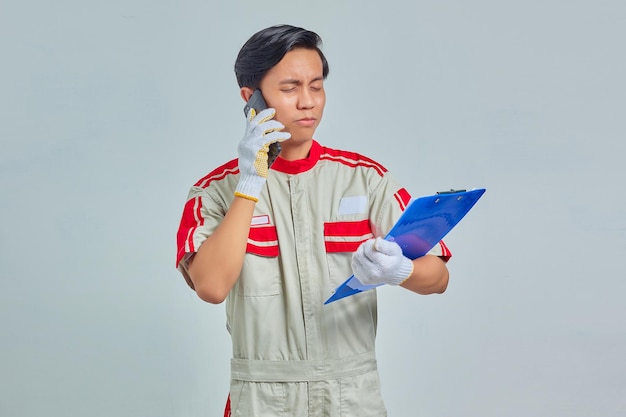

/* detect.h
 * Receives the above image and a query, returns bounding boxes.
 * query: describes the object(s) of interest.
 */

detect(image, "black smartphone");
[243,90,281,167]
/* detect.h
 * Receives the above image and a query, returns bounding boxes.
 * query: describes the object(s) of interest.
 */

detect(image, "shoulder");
[318,144,388,177]
[192,158,239,189]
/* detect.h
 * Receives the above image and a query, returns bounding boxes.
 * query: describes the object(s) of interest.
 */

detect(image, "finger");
[353,242,368,265]
[371,237,385,252]
[253,108,277,124]
[246,107,257,121]
[374,238,400,256]
[362,239,381,263]
[353,252,372,273]
[264,131,291,145]
[260,120,286,135]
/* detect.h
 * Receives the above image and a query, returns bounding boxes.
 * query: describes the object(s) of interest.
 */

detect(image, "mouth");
[295,118,317,127]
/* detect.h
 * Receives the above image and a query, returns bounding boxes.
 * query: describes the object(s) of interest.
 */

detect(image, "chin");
[286,136,314,144]
[288,127,318,142]
[283,132,311,143]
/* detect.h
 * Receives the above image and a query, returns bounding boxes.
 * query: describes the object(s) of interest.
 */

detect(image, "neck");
[278,139,313,161]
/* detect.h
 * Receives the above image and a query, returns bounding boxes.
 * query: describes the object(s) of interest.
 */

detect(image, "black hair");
[234,24,329,89]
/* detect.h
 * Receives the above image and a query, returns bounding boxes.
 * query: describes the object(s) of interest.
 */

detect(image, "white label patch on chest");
[338,196,368,215]
[251,215,270,226]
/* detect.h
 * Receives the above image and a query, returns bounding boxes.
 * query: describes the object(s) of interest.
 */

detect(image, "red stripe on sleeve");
[224,394,231,417]
[194,159,239,188]
[320,155,386,176]
[176,196,204,266]
[439,240,452,261]
[394,188,412,211]
[320,147,388,175]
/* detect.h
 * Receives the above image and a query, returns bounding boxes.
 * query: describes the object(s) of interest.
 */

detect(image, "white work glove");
[234,108,290,202]
[351,237,414,286]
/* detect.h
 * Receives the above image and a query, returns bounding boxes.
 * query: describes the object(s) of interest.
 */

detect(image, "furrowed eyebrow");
[279,79,302,86]
[279,76,324,86]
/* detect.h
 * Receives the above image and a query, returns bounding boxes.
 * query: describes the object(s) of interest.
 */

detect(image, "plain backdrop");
[1,1,625,416]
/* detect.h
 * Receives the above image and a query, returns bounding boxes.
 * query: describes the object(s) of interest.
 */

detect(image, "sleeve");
[369,172,452,262]
[175,187,226,289]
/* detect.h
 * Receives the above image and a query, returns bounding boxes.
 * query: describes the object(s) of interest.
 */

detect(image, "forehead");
[265,48,324,82]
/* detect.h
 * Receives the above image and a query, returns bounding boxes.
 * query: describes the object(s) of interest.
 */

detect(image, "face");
[243,48,326,144]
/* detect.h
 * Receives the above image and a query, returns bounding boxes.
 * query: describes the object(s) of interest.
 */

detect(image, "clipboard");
[324,188,486,304]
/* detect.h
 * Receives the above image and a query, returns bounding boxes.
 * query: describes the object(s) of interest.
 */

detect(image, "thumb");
[373,237,402,256]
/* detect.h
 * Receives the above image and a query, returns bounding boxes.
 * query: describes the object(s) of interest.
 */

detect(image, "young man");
[176,24,451,416]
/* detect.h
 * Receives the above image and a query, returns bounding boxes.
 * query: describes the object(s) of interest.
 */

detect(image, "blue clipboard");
[324,188,486,304]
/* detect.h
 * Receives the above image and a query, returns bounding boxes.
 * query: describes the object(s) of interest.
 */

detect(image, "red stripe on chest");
[246,225,279,257]
[323,220,373,253]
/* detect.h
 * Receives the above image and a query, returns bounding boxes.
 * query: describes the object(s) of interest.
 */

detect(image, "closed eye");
[309,79,324,91]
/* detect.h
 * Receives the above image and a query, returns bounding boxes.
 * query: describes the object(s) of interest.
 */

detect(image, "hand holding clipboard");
[324,188,486,304]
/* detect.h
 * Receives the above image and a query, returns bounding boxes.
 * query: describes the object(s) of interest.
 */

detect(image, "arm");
[187,196,256,304]
[184,108,290,304]
[400,255,449,295]
[351,237,449,295]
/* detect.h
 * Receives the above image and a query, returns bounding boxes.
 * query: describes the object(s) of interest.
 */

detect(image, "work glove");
[234,108,290,202]
[351,237,414,286]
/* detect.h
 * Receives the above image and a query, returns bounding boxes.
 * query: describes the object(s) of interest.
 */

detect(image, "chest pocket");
[238,225,280,297]
[323,219,373,286]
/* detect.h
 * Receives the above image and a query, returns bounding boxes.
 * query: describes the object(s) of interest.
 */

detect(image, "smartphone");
[243,90,281,167]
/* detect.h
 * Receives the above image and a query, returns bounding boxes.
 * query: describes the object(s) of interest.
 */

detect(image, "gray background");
[1,1,625,416]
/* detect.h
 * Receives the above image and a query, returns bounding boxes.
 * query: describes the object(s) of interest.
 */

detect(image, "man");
[176,24,451,416]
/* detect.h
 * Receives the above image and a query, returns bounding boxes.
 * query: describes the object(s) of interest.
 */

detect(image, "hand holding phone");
[243,90,282,167]
[234,94,290,201]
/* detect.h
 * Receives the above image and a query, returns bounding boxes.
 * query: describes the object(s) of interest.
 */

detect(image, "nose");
[297,89,314,110]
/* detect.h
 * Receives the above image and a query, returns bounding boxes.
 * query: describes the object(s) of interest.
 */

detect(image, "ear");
[240,87,254,102]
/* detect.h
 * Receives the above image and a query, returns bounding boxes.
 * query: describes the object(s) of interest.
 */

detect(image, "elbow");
[436,278,449,294]
[417,268,449,295]
[188,261,236,304]
[190,271,235,304]
[198,292,228,305]
[194,283,229,304]
[436,270,450,294]
[431,257,450,294]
